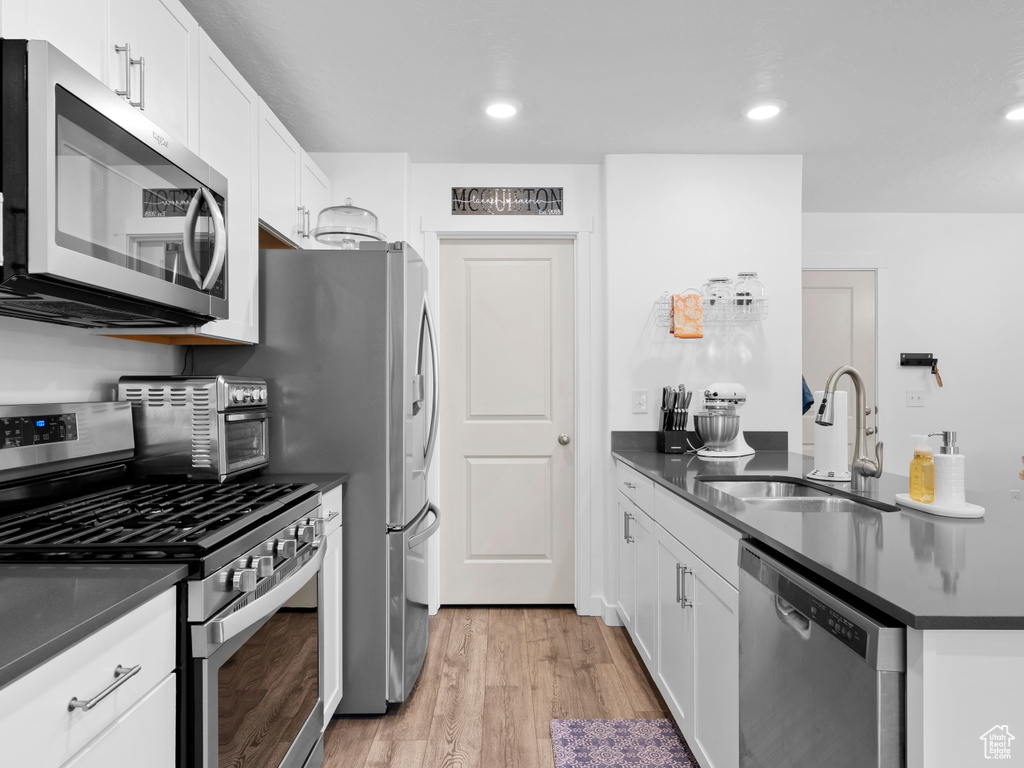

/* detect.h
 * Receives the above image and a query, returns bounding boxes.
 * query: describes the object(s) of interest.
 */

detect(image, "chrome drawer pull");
[623,481,636,490]
[68,664,142,711]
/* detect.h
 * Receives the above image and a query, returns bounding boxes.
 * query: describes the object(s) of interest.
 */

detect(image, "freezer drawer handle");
[408,502,440,549]
[775,595,812,640]
[68,664,141,711]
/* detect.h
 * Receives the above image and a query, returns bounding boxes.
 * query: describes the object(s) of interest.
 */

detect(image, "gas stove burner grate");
[0,482,314,557]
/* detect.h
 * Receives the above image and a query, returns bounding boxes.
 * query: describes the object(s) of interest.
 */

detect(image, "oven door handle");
[192,539,325,659]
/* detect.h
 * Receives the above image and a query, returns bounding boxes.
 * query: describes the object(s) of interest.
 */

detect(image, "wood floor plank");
[525,612,584,739]
[423,607,489,768]
[561,613,612,667]
[364,739,427,768]
[572,661,636,719]
[323,715,381,768]
[597,622,664,713]
[486,607,529,686]
[637,709,673,719]
[377,610,455,742]
[482,685,539,768]
[537,738,555,768]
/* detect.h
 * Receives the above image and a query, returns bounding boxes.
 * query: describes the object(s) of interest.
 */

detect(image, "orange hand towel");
[672,293,703,338]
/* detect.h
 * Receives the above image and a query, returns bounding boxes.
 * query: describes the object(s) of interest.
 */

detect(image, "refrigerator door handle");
[407,502,440,549]
[417,298,440,473]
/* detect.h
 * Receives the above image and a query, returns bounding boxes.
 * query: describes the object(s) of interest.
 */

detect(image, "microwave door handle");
[180,188,205,287]
[421,299,440,473]
[200,187,227,291]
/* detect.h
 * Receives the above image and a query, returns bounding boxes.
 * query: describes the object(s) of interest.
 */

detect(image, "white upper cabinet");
[1,0,113,83]
[259,100,331,247]
[1,0,199,150]
[299,151,331,249]
[112,0,200,151]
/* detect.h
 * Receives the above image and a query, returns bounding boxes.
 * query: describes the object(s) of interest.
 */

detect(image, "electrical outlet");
[632,389,648,414]
[1011,489,1022,501]
[906,389,924,407]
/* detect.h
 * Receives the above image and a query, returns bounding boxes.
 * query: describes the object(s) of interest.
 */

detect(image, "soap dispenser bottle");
[929,430,965,507]
[909,435,934,503]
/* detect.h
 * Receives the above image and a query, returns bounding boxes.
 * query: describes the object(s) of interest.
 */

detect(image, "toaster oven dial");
[249,555,274,578]
[231,568,257,593]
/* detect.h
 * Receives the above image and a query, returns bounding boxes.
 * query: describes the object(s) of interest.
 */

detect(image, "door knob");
[558,433,571,445]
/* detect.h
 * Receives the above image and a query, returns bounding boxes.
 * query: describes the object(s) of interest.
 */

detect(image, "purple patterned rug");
[550,719,699,767]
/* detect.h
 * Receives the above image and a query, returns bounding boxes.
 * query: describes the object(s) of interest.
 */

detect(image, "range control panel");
[1,414,78,450]
[809,596,868,657]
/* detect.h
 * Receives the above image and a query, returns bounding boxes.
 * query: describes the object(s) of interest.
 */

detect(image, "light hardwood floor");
[322,607,671,768]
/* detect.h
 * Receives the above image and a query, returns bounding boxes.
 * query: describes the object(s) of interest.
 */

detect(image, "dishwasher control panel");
[809,596,868,657]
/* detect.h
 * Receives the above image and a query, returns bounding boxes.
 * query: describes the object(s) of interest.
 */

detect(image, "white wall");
[605,155,804,440]
[309,152,412,242]
[0,317,182,403]
[803,213,1024,498]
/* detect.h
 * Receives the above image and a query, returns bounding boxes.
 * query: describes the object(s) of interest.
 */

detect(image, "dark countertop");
[613,449,1023,630]
[0,563,187,688]
[250,473,348,495]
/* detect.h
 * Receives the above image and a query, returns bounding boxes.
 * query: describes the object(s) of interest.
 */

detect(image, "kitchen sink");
[696,476,900,513]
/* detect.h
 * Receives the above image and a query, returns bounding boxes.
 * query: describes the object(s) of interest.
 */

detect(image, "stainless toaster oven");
[118,375,270,482]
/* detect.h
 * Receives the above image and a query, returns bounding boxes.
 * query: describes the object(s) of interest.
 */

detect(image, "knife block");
[658,430,688,453]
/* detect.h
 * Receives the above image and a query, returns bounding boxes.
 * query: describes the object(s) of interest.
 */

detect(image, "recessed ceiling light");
[744,100,787,121]
[1005,104,1024,121]
[482,98,522,119]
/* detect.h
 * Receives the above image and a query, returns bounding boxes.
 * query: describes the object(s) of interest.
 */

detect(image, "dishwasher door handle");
[774,596,812,640]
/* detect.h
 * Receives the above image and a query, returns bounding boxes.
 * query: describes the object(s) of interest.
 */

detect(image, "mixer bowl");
[693,412,740,450]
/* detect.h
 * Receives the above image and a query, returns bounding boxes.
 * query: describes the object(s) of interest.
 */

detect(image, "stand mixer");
[694,383,756,459]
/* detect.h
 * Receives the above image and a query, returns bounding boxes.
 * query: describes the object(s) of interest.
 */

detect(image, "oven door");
[190,541,325,768]
[5,40,228,321]
[218,410,271,481]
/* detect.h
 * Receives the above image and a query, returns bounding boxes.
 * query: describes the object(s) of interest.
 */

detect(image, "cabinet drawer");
[654,485,742,588]
[61,673,176,768]
[0,588,176,768]
[616,461,654,512]
[322,485,343,535]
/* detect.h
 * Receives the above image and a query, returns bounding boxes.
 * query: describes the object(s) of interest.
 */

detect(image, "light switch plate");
[632,389,648,414]
[906,389,924,407]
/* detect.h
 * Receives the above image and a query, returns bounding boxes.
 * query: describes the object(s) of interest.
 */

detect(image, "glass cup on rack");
[701,277,735,321]
[734,272,764,315]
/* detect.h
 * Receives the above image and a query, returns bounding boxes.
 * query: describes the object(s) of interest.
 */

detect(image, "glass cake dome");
[311,198,386,249]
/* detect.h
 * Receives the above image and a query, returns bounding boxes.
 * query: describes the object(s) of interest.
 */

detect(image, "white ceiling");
[181,0,1024,212]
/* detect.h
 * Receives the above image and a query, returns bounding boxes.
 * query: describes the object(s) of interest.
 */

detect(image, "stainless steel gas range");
[0,401,326,768]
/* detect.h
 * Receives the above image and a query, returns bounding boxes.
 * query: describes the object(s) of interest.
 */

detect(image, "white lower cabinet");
[321,485,344,720]
[656,530,696,733]
[631,502,657,667]
[0,588,176,768]
[615,495,637,633]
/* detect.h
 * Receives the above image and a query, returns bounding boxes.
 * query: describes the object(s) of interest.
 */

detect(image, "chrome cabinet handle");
[681,566,694,608]
[297,205,308,238]
[624,512,635,544]
[129,54,145,109]
[623,481,636,490]
[114,43,132,101]
[68,664,141,711]
[675,563,683,604]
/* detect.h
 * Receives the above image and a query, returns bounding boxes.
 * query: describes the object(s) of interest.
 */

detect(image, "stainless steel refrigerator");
[196,241,439,714]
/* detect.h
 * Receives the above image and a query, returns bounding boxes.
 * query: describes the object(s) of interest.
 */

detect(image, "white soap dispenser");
[929,430,965,507]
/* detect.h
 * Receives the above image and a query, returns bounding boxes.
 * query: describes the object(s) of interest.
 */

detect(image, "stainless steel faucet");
[814,365,884,478]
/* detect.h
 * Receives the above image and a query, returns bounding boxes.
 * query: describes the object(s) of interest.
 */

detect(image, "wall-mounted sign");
[451,187,563,216]
[142,188,195,218]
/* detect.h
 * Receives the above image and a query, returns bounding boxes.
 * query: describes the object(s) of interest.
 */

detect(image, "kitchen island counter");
[0,563,186,688]
[613,448,1022,629]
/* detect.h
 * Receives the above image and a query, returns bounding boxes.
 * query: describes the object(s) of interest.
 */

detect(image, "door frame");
[421,215,596,615]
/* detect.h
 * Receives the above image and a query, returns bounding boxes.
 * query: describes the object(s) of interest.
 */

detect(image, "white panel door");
[801,270,877,456]
[440,239,575,603]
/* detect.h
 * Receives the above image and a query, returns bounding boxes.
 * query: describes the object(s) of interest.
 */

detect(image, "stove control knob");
[249,555,274,578]
[304,518,325,538]
[294,525,316,544]
[231,568,257,593]
[274,539,297,559]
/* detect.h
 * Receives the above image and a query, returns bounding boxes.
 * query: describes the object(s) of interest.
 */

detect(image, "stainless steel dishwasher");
[738,541,905,768]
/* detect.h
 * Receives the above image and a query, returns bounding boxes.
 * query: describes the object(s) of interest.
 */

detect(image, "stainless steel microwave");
[0,39,229,328]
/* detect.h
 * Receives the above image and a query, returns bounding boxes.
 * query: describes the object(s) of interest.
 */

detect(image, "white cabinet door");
[632,505,657,668]
[258,99,301,245]
[690,553,739,768]
[61,674,176,768]
[195,31,259,343]
[116,0,199,151]
[321,486,343,720]
[615,496,635,633]
[656,527,695,735]
[1,0,114,83]
[298,151,330,249]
